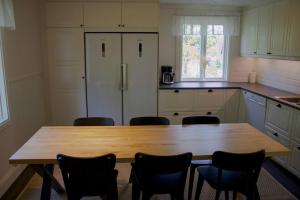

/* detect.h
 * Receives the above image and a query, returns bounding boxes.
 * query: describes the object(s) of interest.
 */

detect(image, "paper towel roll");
[249,72,256,83]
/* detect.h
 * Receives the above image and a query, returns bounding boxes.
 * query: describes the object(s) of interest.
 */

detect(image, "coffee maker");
[161,66,175,84]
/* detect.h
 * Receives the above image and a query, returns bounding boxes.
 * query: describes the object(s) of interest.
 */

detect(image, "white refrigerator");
[85,33,158,125]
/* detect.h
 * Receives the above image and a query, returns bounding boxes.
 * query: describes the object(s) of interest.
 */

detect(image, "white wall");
[255,59,300,94]
[0,0,45,197]
[159,4,254,82]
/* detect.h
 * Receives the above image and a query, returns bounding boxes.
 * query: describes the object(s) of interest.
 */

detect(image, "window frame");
[0,31,9,126]
[176,24,229,82]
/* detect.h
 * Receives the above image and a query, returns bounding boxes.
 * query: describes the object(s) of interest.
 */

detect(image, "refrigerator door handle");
[121,64,127,91]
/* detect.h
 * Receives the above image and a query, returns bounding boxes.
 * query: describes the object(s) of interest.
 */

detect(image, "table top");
[9,123,289,164]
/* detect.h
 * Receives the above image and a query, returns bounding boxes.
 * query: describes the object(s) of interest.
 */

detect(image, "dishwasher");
[242,90,267,132]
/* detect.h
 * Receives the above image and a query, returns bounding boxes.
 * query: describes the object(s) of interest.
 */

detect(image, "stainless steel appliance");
[85,33,158,125]
[161,66,174,84]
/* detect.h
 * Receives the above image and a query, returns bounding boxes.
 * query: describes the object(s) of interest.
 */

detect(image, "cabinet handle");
[208,89,213,93]
[81,76,85,80]
[138,43,142,57]
[173,112,179,116]
[273,133,278,137]
[101,43,105,57]
[253,52,257,54]
[174,90,179,93]
[207,112,212,115]
[267,52,272,55]
[276,104,282,108]
[80,24,84,27]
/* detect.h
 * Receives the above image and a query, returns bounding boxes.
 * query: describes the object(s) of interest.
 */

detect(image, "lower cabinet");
[159,111,224,125]
[290,142,300,177]
[265,126,290,166]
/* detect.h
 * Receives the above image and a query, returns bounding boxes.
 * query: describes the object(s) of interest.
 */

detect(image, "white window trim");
[176,29,230,82]
[0,31,10,127]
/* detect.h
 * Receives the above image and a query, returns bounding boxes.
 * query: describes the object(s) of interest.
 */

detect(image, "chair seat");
[197,166,245,191]
[191,159,212,166]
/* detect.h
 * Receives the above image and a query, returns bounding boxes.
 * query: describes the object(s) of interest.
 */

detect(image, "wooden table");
[9,123,289,200]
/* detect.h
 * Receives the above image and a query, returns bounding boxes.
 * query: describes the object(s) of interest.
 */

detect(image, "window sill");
[0,119,12,133]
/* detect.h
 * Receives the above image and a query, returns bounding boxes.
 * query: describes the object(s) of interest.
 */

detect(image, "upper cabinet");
[46,1,159,32]
[46,2,83,27]
[122,3,159,29]
[83,3,122,28]
[241,0,299,59]
[287,0,300,57]
[240,9,258,55]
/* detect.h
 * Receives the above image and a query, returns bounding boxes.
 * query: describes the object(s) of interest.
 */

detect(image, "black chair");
[57,154,118,200]
[73,117,114,126]
[130,116,170,126]
[128,116,170,183]
[195,150,265,200]
[131,152,193,200]
[182,116,220,200]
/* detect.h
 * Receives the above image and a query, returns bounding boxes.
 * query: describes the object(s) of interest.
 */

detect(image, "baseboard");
[0,166,34,200]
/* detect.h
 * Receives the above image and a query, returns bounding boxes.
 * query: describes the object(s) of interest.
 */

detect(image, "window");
[179,24,229,81]
[0,32,9,124]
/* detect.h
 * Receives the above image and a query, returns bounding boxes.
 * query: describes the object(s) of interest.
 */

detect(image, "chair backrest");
[73,117,114,126]
[133,152,192,193]
[130,117,170,126]
[57,154,117,199]
[212,150,265,183]
[182,116,220,125]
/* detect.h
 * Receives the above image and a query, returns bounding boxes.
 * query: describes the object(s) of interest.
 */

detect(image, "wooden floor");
[17,163,297,200]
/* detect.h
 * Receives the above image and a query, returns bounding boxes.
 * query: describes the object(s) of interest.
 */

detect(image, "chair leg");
[194,174,204,200]
[254,186,260,200]
[225,191,229,200]
[142,192,152,200]
[215,190,221,200]
[129,168,134,183]
[188,164,197,200]
[132,180,140,200]
[233,191,237,200]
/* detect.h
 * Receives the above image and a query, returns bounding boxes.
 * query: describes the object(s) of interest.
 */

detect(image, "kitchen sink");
[276,96,300,105]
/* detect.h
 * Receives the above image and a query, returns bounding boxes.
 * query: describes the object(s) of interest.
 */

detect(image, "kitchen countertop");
[159,82,300,110]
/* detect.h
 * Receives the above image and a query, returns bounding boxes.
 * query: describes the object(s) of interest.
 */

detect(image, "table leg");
[30,164,65,200]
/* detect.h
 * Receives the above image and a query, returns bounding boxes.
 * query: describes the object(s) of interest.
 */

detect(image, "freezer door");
[122,34,158,125]
[85,33,123,125]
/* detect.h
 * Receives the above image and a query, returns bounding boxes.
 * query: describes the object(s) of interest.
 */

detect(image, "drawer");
[265,126,291,166]
[159,112,201,125]
[195,89,226,110]
[289,142,300,177]
[243,90,266,106]
[159,90,195,112]
[266,99,293,136]
[159,110,224,125]
[292,109,300,143]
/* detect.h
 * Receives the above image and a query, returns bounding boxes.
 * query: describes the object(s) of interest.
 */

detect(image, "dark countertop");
[159,82,300,110]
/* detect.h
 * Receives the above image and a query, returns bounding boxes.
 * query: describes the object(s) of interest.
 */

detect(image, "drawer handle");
[276,104,282,108]
[207,112,212,115]
[273,133,278,137]
[173,112,179,116]
[208,89,213,93]
[174,90,179,93]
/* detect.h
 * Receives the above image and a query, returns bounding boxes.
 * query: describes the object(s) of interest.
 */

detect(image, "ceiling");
[160,0,272,7]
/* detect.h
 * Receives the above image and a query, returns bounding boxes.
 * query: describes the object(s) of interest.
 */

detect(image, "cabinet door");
[47,29,86,125]
[194,89,226,110]
[266,100,293,136]
[265,126,290,166]
[46,3,83,27]
[122,2,159,29]
[159,90,195,112]
[269,0,289,56]
[292,110,300,143]
[241,9,258,55]
[83,3,121,28]
[224,89,240,123]
[287,0,300,57]
[257,4,272,55]
[290,142,300,177]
